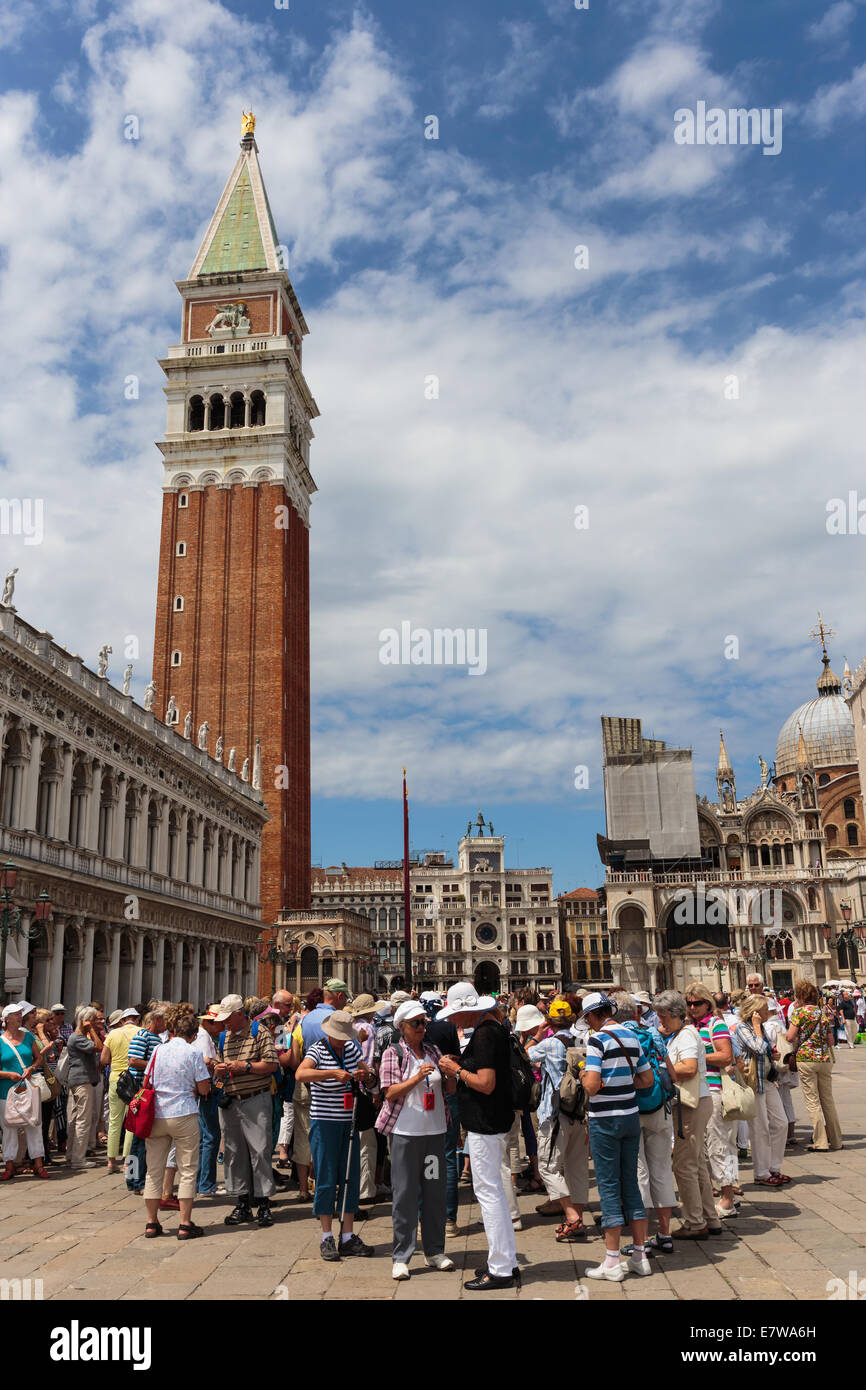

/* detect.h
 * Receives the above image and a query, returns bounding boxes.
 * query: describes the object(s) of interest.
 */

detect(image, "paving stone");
[3,1048,865,1300]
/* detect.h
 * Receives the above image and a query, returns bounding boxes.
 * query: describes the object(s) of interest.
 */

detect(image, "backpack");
[508,1031,541,1113]
[555,1036,587,1122]
[626,1022,674,1114]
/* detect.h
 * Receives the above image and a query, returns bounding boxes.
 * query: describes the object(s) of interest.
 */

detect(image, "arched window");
[250,390,266,426]
[202,826,212,887]
[807,886,818,910]
[68,761,88,848]
[827,824,838,845]
[818,773,831,787]
[176,541,187,557]
[187,395,204,431]
[173,596,184,612]
[847,823,859,846]
[167,810,179,879]
[510,934,517,951]
[171,650,182,667]
[844,798,857,820]
[209,393,225,430]
[146,799,160,871]
[98,776,114,857]
[123,787,137,863]
[519,933,527,952]
[229,391,246,429]
[186,819,196,882]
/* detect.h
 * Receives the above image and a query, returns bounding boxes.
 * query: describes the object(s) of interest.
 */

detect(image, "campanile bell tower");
[152,115,317,936]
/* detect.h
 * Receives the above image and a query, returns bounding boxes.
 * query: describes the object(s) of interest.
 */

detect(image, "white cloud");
[805,62,866,130]
[807,0,857,46]
[0,0,862,819]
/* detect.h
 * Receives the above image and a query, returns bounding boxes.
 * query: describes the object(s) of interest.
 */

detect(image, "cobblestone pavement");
[1,1048,863,1302]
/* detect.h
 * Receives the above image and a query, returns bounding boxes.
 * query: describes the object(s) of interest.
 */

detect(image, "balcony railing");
[0,826,260,920]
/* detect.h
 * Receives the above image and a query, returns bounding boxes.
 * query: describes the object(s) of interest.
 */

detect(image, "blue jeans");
[444,1091,460,1221]
[126,1133,146,1192]
[309,1119,360,1218]
[197,1092,221,1194]
[521,1108,538,1158]
[588,1112,646,1231]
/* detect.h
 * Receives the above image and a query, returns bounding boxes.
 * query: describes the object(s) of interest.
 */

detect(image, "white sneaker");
[585,1259,626,1283]
[627,1251,652,1277]
[392,1262,411,1280]
[425,1253,455,1271]
[512,1218,524,1231]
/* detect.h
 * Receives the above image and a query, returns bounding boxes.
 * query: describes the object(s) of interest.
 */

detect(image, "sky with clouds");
[1,0,866,893]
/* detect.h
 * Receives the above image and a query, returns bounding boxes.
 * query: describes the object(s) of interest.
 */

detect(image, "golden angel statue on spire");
[241,109,256,137]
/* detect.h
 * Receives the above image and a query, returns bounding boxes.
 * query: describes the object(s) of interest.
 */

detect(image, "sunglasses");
[685,999,705,1007]
[406,1017,428,1026]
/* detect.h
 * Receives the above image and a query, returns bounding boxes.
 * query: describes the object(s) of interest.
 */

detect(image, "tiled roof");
[311,866,399,885]
[200,166,267,274]
[559,887,601,899]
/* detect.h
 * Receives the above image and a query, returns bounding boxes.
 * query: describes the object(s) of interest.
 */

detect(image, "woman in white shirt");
[655,989,721,1240]
[144,1003,210,1241]
[376,1001,455,1281]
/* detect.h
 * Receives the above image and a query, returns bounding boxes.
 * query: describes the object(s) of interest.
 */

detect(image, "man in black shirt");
[438,984,517,1290]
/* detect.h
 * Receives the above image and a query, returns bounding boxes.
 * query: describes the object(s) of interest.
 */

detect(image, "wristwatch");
[246,1061,252,1074]
[456,1068,464,1083]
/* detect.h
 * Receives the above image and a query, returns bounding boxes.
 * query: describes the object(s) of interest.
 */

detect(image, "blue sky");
[2,0,866,895]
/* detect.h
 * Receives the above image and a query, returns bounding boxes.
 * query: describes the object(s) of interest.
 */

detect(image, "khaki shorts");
[293,1091,311,1166]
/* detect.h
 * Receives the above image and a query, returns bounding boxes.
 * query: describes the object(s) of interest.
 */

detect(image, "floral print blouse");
[789,1003,835,1062]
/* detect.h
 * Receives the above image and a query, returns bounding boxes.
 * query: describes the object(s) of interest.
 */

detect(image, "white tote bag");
[3,1037,41,1127]
[53,1047,71,1088]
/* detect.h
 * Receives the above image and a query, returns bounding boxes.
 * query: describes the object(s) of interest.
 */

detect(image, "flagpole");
[402,766,413,990]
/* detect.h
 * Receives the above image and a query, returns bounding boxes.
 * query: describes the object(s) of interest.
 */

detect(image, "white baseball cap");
[394,1001,427,1027]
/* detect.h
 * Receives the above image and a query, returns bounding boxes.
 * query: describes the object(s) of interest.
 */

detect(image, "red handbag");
[123,1049,159,1138]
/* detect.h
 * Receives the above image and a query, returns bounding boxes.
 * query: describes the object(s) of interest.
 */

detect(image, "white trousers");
[1,1117,44,1162]
[359,1126,378,1200]
[778,1084,796,1124]
[637,1106,676,1211]
[749,1083,787,1180]
[278,1101,294,1148]
[538,1115,589,1206]
[468,1131,518,1278]
[706,1093,739,1188]
[500,1119,520,1220]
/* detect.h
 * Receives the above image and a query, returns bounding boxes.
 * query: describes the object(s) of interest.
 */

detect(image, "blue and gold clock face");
[475,924,497,946]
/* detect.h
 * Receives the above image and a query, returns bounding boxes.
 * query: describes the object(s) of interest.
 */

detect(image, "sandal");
[0,1165,15,1182]
[555,1219,587,1242]
[145,1221,163,1238]
[646,1233,674,1253]
[756,1175,783,1187]
[177,1222,204,1240]
[770,1172,792,1184]
[32,1165,51,1180]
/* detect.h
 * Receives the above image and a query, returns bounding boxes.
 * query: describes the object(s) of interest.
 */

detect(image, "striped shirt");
[127,1028,162,1070]
[307,1038,364,1122]
[583,1022,650,1119]
[220,1023,278,1098]
[696,1015,732,1092]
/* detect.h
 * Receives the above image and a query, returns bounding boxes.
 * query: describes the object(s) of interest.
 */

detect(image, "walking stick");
[338,1079,360,1236]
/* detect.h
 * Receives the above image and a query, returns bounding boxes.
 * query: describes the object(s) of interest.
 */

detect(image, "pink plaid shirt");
[375,1041,443,1136]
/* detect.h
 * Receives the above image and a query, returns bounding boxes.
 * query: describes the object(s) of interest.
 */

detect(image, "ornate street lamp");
[702,948,732,991]
[257,931,288,994]
[822,902,862,977]
[0,864,52,1005]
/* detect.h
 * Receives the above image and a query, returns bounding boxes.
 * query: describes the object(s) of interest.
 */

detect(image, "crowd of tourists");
[0,973,859,1286]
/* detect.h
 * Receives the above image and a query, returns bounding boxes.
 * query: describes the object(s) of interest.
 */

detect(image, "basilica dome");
[775,655,856,777]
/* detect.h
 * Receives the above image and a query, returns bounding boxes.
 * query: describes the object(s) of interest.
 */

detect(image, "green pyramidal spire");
[190,118,285,278]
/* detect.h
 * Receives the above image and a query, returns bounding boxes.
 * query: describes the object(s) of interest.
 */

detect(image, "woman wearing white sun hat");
[437,983,518,1291]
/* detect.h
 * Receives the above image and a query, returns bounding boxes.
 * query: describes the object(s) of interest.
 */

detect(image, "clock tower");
[152,117,317,941]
